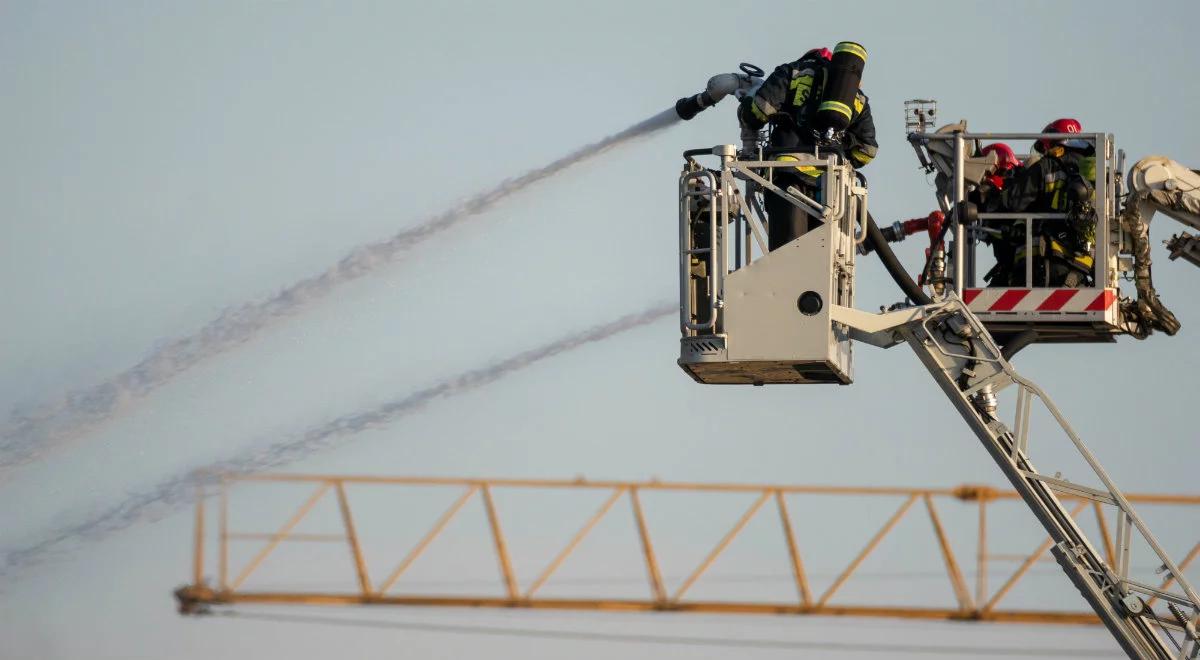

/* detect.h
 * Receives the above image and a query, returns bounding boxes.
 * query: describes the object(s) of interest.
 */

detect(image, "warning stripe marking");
[990,289,1031,311]
[1084,289,1116,311]
[1036,289,1079,311]
[960,288,1117,314]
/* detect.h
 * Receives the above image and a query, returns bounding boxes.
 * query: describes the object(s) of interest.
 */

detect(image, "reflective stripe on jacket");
[738,55,878,167]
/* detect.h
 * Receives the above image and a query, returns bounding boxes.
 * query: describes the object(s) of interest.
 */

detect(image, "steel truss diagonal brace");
[882,297,1199,660]
[178,472,1199,637]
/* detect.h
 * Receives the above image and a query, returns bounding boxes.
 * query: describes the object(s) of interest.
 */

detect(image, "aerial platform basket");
[678,146,863,385]
[908,127,1128,343]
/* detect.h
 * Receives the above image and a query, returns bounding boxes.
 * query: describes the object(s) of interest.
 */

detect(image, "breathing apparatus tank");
[814,42,867,132]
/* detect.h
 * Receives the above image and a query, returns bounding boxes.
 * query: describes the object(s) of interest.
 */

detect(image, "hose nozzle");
[675,70,762,121]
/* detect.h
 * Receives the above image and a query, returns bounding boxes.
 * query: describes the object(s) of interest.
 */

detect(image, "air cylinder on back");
[815,42,867,132]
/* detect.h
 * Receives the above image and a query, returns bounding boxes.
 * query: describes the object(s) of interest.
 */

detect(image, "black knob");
[798,291,823,316]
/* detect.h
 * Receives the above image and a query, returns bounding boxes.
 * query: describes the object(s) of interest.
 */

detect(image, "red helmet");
[980,143,1020,172]
[803,47,833,61]
[1036,118,1087,152]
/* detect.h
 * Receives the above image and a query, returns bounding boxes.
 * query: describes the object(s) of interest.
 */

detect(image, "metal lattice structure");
[176,474,1199,627]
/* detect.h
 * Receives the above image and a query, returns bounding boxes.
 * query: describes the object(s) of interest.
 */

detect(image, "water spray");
[0,97,699,473]
[0,304,672,578]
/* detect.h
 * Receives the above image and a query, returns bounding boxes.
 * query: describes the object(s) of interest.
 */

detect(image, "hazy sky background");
[1,1,1197,658]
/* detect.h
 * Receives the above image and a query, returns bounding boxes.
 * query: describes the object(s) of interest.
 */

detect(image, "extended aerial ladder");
[833,299,1198,659]
[676,123,1199,657]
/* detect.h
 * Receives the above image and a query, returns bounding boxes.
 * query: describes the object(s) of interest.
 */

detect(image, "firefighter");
[973,143,1023,285]
[1000,118,1096,287]
[738,45,878,250]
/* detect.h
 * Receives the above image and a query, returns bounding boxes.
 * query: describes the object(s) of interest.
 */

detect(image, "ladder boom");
[839,297,1199,659]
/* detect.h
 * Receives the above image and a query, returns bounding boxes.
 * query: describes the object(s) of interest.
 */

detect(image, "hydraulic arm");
[1127,156,1200,262]
[1119,156,1200,336]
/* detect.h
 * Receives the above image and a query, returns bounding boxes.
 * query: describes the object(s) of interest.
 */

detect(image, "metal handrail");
[679,169,720,332]
[975,212,1076,288]
[679,147,853,337]
[913,132,1104,142]
[920,131,1112,292]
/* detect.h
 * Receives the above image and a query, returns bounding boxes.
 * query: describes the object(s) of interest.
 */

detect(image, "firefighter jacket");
[738,56,878,168]
[1001,149,1095,216]
[999,148,1097,274]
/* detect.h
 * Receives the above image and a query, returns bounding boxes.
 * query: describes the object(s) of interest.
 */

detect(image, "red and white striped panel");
[961,288,1116,313]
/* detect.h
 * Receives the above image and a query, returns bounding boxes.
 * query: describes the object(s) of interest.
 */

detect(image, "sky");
[1,1,1198,658]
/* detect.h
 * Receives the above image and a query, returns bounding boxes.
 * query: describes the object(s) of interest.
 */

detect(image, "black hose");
[867,213,1041,359]
[866,212,932,305]
[1000,327,1039,361]
[866,205,1038,359]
